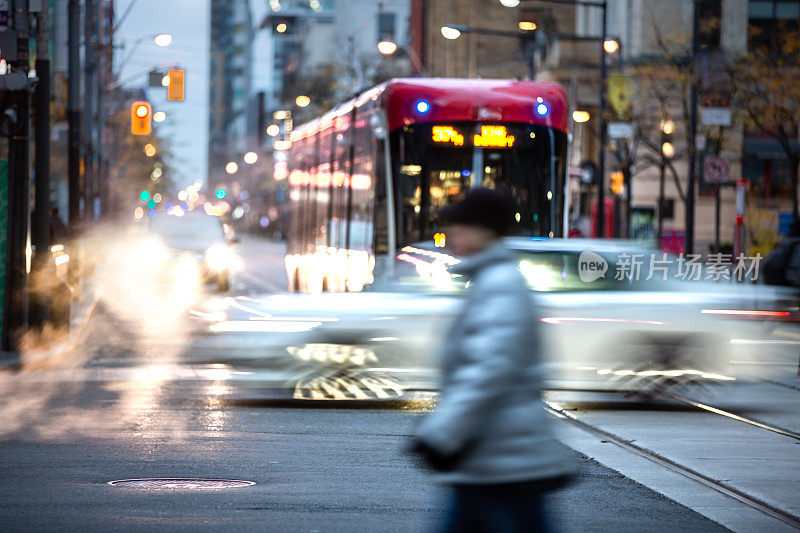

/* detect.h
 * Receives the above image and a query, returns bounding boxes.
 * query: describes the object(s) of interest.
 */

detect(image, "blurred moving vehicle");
[252,238,799,395]
[149,212,238,291]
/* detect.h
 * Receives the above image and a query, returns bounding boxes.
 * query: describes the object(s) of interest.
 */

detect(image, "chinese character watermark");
[579,251,762,283]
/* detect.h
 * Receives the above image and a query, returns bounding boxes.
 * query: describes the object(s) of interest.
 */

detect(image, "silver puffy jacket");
[414,240,568,485]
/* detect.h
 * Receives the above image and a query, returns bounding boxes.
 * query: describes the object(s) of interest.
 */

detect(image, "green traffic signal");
[140,190,150,202]
[146,199,156,209]
[215,188,226,200]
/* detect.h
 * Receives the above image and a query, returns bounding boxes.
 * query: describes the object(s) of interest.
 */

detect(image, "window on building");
[749,1,800,49]
[378,12,395,41]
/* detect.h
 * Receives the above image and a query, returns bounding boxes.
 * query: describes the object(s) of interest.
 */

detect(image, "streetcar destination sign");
[431,126,465,146]
[473,125,515,148]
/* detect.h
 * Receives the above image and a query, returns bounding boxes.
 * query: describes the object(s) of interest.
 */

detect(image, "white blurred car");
[246,238,799,394]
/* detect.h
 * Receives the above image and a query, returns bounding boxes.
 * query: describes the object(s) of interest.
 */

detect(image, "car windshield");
[149,214,226,251]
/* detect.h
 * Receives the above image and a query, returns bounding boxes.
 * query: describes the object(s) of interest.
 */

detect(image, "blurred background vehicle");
[149,212,240,291]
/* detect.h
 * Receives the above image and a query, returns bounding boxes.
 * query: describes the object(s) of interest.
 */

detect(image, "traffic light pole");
[595,0,608,238]
[67,0,81,227]
[686,0,700,255]
[83,0,97,221]
[31,5,52,327]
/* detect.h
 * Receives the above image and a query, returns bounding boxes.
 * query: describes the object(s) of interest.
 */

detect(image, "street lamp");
[244,151,258,165]
[295,95,310,108]
[377,40,398,55]
[572,110,591,123]
[117,33,173,75]
[266,124,281,137]
[225,161,238,175]
[153,111,166,123]
[440,26,461,40]
[154,33,173,47]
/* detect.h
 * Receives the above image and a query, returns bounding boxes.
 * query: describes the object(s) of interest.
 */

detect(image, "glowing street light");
[572,110,591,123]
[518,21,537,31]
[144,143,157,157]
[244,151,258,164]
[661,119,675,135]
[225,161,239,174]
[499,0,520,6]
[154,33,173,47]
[377,40,398,55]
[295,95,310,108]
[276,22,287,33]
[603,38,620,54]
[266,124,281,137]
[440,26,461,40]
[662,142,675,158]
[161,74,170,87]
[153,111,166,123]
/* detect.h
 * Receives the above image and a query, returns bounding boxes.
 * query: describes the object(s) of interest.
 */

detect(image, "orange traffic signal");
[610,171,624,196]
[167,69,184,101]
[131,101,152,135]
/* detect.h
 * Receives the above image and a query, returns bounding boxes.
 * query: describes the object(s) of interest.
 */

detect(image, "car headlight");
[205,244,235,272]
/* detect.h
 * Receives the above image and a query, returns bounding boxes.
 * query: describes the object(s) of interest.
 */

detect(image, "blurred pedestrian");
[411,188,569,532]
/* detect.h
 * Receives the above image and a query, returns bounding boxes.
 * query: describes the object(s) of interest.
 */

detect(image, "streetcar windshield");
[392,122,567,246]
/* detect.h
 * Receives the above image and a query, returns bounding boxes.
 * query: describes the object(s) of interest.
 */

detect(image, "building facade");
[409,0,799,255]
[208,0,254,185]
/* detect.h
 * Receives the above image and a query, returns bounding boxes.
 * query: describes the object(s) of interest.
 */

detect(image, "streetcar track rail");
[661,393,800,442]
[544,400,800,530]
[759,378,800,392]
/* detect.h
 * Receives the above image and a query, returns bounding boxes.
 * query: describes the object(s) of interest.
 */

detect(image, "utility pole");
[6,3,32,349]
[31,0,51,326]
[83,0,96,220]
[95,1,107,217]
[595,0,608,238]
[686,0,700,255]
[67,0,81,226]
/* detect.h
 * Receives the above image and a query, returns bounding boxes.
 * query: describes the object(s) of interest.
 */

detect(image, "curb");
[0,283,100,371]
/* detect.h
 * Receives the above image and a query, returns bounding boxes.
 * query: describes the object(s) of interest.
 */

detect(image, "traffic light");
[215,187,226,200]
[167,69,184,101]
[660,120,675,159]
[610,171,624,196]
[131,101,152,135]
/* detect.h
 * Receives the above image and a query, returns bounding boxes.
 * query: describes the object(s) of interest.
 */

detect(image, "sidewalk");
[0,277,99,371]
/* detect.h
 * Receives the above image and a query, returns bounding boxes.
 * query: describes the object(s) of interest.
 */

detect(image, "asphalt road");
[0,236,736,531]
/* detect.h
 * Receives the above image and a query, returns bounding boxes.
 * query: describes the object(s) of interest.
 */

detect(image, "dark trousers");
[442,481,550,533]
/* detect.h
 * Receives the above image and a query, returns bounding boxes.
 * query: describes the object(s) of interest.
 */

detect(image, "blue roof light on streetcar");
[461,169,471,178]
[536,103,549,116]
[415,100,431,114]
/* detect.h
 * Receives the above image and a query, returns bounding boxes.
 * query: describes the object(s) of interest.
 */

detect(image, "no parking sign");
[704,156,730,184]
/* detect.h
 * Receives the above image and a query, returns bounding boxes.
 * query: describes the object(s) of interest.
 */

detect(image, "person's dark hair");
[436,187,516,237]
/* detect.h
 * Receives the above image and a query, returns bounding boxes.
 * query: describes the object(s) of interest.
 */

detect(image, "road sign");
[608,122,633,139]
[700,107,732,126]
[704,156,730,184]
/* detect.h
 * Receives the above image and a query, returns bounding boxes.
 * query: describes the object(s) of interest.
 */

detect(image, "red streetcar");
[282,78,569,292]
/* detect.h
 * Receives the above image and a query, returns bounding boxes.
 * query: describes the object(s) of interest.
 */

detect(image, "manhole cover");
[108,478,255,489]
